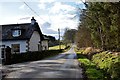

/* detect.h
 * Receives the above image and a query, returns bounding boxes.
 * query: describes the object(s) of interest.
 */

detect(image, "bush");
[92,51,120,79]
[84,47,93,54]
[79,47,102,60]
[109,62,120,79]
[76,47,120,79]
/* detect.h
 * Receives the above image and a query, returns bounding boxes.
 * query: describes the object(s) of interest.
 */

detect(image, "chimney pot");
[31,17,36,25]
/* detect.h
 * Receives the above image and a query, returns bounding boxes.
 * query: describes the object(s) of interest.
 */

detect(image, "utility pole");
[58,28,61,50]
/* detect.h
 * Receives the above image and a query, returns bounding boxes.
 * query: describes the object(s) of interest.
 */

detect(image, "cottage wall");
[42,40,48,50]
[29,31,41,51]
[2,40,27,53]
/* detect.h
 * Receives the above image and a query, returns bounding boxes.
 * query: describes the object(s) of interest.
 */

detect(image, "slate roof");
[43,35,49,40]
[1,22,44,41]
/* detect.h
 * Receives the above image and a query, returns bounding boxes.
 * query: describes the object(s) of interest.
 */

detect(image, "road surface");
[2,46,83,80]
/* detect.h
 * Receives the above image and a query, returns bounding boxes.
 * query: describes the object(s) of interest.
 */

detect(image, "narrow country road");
[2,46,83,80]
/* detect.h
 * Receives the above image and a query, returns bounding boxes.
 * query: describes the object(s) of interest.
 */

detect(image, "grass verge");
[75,47,120,80]
[75,49,107,80]
[49,45,66,50]
[49,44,71,52]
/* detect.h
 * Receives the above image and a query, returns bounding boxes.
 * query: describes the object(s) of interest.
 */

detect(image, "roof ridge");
[1,23,31,26]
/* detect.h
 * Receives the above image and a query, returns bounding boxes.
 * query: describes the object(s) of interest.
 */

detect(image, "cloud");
[38,0,55,10]
[75,0,85,4]
[49,2,76,14]
[42,28,58,34]
[0,15,31,25]
[39,0,84,3]
[39,0,55,3]
[50,19,79,31]
[37,1,79,32]
[19,4,25,10]
[41,22,58,34]
[36,15,50,24]
[38,3,46,10]
[41,22,51,28]
[46,1,79,32]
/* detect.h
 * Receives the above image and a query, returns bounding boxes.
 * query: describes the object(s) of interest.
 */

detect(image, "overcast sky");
[0,0,85,39]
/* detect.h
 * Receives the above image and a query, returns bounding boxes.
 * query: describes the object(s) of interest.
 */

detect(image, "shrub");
[92,51,120,79]
[84,47,93,54]
[109,62,120,79]
[76,47,120,79]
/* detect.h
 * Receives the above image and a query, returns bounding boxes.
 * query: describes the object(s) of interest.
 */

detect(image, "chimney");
[31,17,36,25]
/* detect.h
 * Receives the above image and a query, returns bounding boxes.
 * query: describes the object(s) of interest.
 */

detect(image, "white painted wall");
[2,40,27,53]
[29,31,41,51]
[42,40,48,50]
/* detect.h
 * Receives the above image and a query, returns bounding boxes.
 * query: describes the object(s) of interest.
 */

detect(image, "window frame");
[12,30,21,37]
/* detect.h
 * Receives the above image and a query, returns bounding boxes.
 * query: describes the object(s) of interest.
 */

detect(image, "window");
[11,44,20,53]
[12,30,21,37]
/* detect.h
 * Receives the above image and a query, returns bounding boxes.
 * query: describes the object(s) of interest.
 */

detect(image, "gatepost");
[5,46,11,65]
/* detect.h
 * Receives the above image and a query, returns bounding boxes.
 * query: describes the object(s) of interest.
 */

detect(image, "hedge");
[8,50,63,64]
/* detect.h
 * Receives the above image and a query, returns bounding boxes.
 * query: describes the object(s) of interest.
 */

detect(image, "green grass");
[49,45,66,50]
[78,55,105,79]
[49,45,71,53]
[76,49,106,79]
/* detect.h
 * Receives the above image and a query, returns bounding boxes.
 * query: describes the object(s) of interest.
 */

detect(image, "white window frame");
[12,30,21,37]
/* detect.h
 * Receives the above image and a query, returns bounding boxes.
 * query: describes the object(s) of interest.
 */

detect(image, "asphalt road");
[2,46,83,80]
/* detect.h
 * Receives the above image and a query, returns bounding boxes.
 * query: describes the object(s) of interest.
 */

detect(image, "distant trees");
[76,2,120,51]
[75,9,93,48]
[44,35,58,47]
[75,24,93,48]
[63,28,77,46]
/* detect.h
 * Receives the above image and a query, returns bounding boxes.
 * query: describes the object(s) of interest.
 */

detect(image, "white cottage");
[0,17,48,55]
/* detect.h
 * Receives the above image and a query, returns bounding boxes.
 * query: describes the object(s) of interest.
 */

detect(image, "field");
[49,45,66,50]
